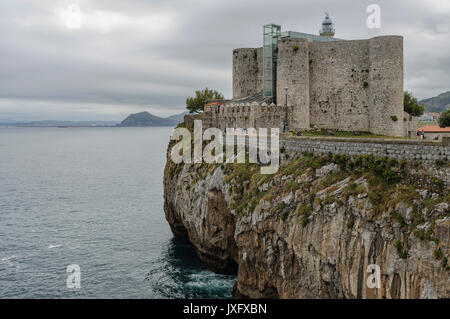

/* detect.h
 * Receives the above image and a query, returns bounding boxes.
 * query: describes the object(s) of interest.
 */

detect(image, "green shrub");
[435,159,444,168]
[404,91,424,117]
[272,202,286,214]
[438,109,450,128]
[186,87,224,113]
[395,240,407,259]
[431,177,444,188]
[434,248,443,260]
[286,181,300,192]
[442,257,450,271]
[296,204,312,228]
[280,210,290,221]
[392,212,407,228]
[391,115,398,122]
[301,215,310,228]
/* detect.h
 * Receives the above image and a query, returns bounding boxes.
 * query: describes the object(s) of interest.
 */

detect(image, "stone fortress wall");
[232,48,263,99]
[206,35,415,138]
[282,136,450,163]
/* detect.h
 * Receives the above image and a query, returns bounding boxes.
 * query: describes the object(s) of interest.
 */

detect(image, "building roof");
[205,91,272,108]
[281,31,343,42]
[418,125,450,133]
[227,91,272,105]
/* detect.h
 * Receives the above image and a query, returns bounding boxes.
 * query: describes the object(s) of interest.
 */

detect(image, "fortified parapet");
[368,36,404,136]
[232,48,263,99]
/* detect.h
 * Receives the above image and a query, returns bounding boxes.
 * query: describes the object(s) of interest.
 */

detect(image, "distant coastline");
[0,111,186,128]
[0,120,120,128]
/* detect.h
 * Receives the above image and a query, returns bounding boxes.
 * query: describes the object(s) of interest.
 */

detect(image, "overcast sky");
[0,0,449,121]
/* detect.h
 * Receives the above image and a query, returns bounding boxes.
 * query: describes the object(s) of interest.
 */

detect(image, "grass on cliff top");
[223,152,447,221]
[165,126,448,225]
[168,141,449,265]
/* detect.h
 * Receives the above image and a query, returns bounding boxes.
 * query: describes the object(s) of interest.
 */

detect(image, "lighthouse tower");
[319,12,335,37]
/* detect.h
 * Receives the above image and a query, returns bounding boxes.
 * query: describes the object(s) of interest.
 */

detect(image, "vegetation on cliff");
[164,123,449,297]
[166,128,448,263]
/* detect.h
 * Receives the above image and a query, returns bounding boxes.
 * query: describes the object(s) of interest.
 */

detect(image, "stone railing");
[281,135,450,161]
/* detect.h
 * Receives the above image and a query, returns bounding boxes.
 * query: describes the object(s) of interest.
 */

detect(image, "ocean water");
[0,127,235,298]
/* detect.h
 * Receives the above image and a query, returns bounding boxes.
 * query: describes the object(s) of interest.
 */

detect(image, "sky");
[0,0,449,121]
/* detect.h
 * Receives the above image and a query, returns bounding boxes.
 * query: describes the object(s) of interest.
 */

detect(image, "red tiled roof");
[418,125,450,133]
[205,101,225,107]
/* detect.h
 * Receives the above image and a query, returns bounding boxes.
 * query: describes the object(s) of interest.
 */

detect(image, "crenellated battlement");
[204,102,292,131]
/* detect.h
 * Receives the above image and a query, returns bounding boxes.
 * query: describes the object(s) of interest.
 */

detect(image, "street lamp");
[283,87,288,133]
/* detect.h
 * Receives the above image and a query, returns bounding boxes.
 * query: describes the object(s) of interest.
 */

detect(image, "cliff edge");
[163,137,449,298]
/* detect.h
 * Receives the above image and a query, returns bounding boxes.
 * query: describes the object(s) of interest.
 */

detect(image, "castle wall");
[276,38,310,129]
[404,112,419,138]
[204,103,286,131]
[226,35,405,137]
[368,36,404,137]
[232,48,262,99]
[256,48,263,94]
[309,40,371,132]
[282,136,450,162]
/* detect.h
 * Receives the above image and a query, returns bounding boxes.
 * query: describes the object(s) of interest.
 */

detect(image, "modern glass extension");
[262,21,343,104]
[263,24,281,100]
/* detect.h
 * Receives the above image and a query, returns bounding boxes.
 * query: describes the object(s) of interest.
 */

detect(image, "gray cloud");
[0,0,449,121]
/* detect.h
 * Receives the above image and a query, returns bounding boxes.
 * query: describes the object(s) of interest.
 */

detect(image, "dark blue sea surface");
[0,127,235,298]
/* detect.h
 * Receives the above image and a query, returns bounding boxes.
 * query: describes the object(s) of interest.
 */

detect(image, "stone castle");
[202,14,418,137]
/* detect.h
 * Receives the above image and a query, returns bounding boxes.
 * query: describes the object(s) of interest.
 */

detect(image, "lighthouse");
[319,12,335,37]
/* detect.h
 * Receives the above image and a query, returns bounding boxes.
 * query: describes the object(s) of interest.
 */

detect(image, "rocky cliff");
[163,143,449,298]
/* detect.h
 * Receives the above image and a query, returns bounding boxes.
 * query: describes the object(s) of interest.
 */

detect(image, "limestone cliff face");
[164,153,449,298]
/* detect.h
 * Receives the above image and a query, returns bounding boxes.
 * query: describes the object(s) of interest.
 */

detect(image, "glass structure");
[262,18,341,104]
[263,24,281,100]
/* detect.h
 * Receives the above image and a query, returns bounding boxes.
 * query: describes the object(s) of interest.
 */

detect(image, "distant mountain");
[0,119,18,124]
[420,91,450,113]
[0,120,119,127]
[165,112,187,124]
[118,111,186,127]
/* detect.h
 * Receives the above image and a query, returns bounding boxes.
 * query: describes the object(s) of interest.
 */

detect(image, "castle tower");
[319,12,335,37]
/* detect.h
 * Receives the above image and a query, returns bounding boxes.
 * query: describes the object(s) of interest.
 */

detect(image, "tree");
[438,109,450,128]
[404,91,424,117]
[186,88,224,113]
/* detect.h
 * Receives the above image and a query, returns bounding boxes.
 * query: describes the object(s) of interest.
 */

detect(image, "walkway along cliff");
[163,128,450,298]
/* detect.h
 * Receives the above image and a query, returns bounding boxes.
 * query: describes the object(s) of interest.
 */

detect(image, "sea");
[0,126,235,298]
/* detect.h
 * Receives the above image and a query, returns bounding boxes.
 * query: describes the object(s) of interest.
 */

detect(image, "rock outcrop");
[118,111,186,127]
[164,148,450,298]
